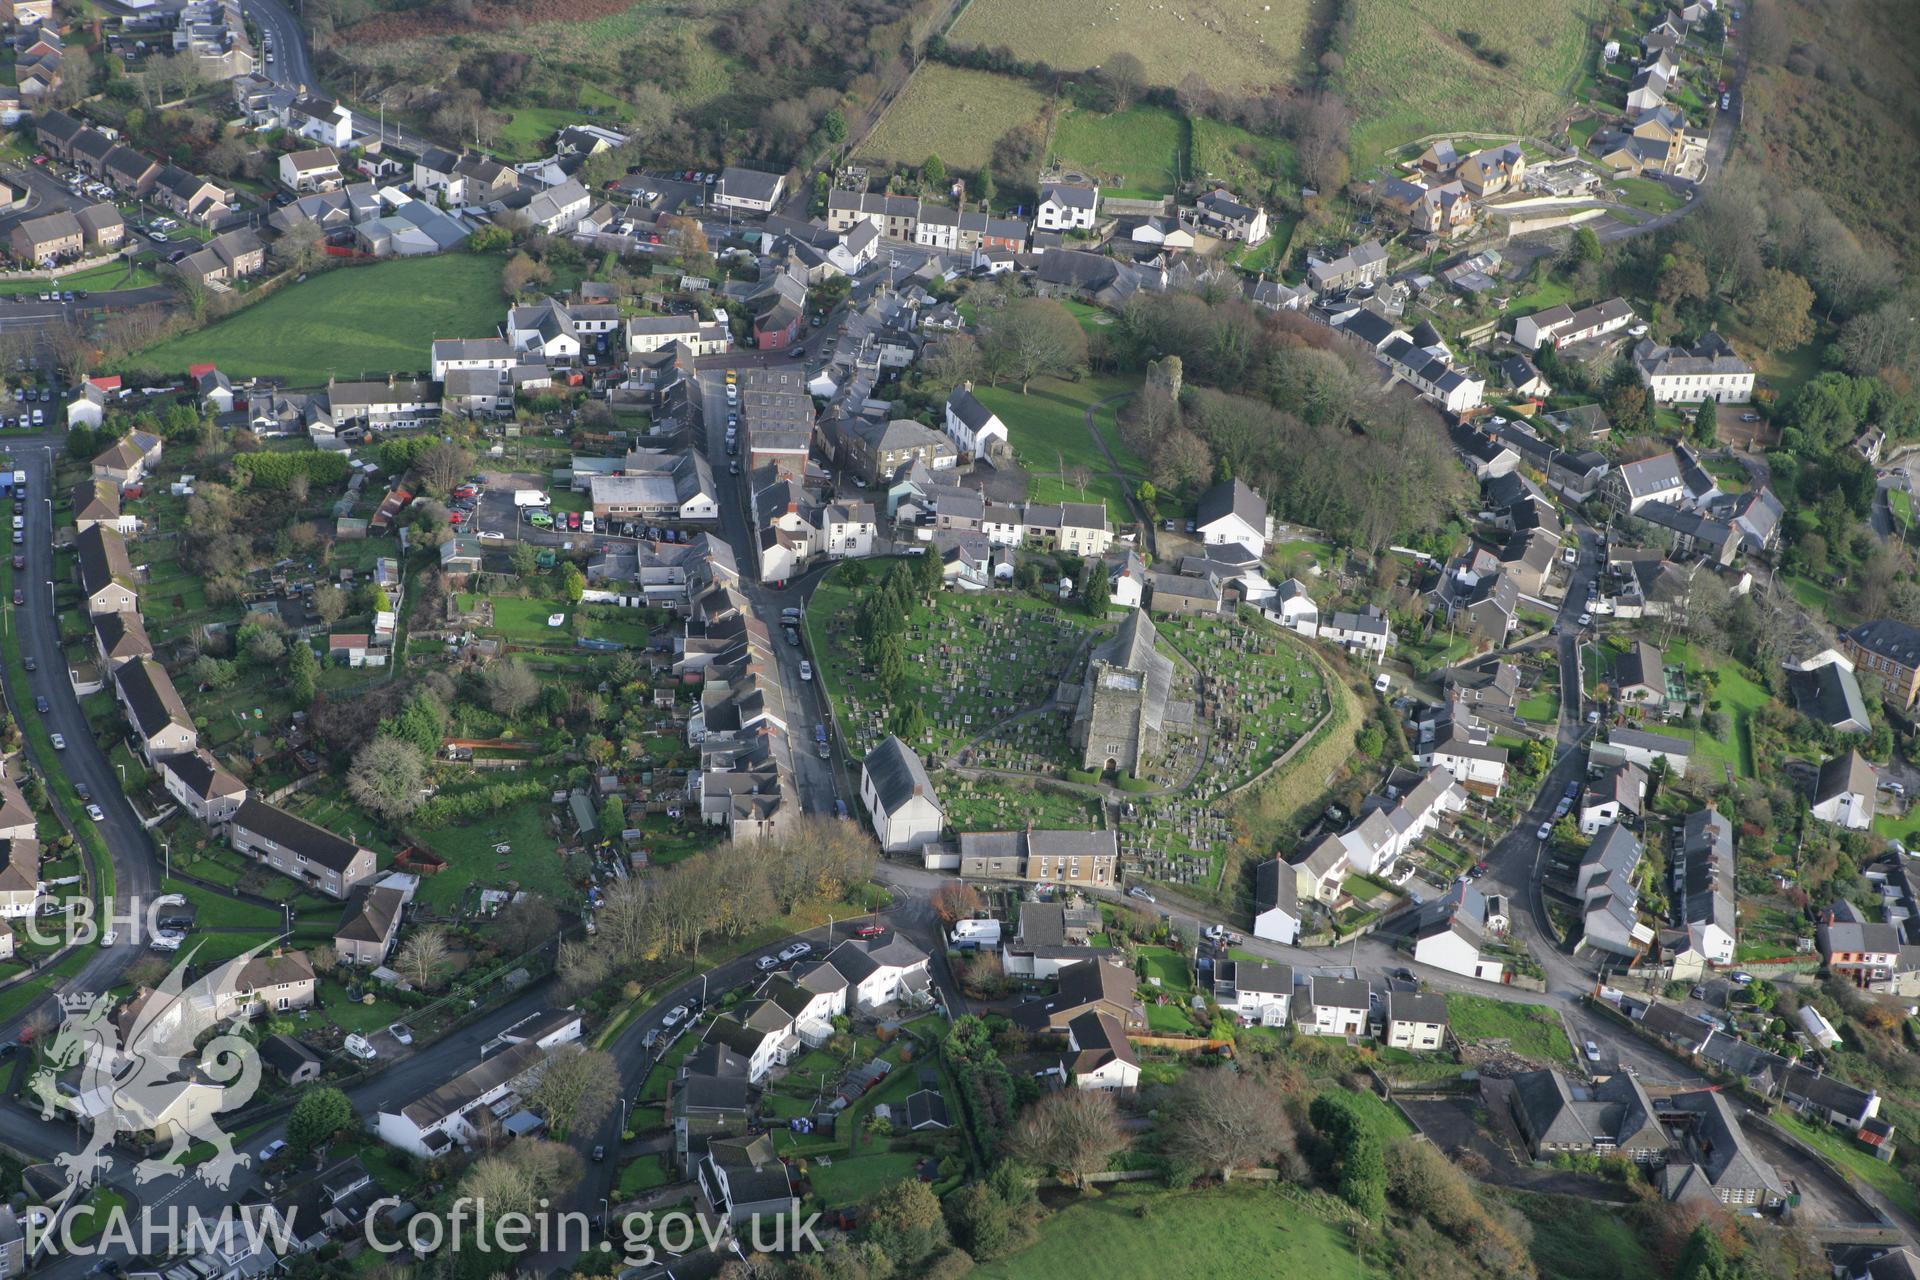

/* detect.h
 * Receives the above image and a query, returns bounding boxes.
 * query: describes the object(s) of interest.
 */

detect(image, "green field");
[1338,0,1602,158]
[1049,105,1187,198]
[1608,176,1685,214]
[1191,115,1298,196]
[1445,993,1572,1063]
[1665,641,1769,778]
[967,374,1142,522]
[1507,1191,1657,1280]
[1773,1111,1920,1220]
[130,254,505,386]
[858,65,1050,173]
[948,0,1310,94]
[0,257,161,296]
[973,1184,1377,1280]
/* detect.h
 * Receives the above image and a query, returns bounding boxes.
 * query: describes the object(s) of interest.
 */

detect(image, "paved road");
[239,0,312,90]
[0,441,159,1033]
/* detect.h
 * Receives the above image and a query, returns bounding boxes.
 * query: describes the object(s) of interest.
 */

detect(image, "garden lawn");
[807,1150,922,1206]
[968,374,1143,523]
[1049,105,1186,198]
[1445,994,1571,1063]
[411,793,579,910]
[1517,682,1559,723]
[1135,945,1190,992]
[615,1153,675,1197]
[1666,641,1769,778]
[972,1184,1375,1280]
[131,254,506,385]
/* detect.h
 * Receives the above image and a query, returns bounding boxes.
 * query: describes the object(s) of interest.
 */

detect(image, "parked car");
[33,696,47,714]
[799,660,812,680]
[778,942,812,963]
[662,1004,689,1028]
[1127,886,1156,902]
[1584,1040,1601,1063]
[258,1140,288,1163]
[343,1034,377,1060]
[756,954,778,971]
[48,734,63,749]
[854,924,886,939]
[591,1145,606,1163]
[1536,822,1553,840]
[85,804,103,822]
[388,1023,414,1045]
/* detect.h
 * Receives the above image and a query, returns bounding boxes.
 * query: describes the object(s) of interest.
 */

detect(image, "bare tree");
[1160,1071,1299,1179]
[979,298,1089,393]
[929,880,982,926]
[277,221,325,275]
[394,924,452,990]
[481,656,540,716]
[416,441,472,498]
[1010,1089,1129,1188]
[346,736,427,820]
[527,1045,620,1138]
[312,584,348,625]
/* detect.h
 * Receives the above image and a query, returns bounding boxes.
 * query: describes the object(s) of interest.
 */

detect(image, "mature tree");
[1161,1071,1299,1179]
[1691,398,1718,447]
[1082,563,1111,615]
[860,1179,947,1270]
[561,563,586,603]
[482,656,540,716]
[509,540,541,578]
[312,584,348,625]
[1009,1088,1128,1188]
[979,298,1088,393]
[278,221,325,275]
[495,896,559,954]
[922,154,946,190]
[501,251,550,299]
[1151,426,1213,491]
[394,924,452,989]
[1743,267,1816,352]
[286,1087,354,1156]
[528,1045,620,1137]
[345,736,427,820]
[287,641,318,708]
[1098,51,1146,108]
[1656,243,1711,310]
[929,880,982,926]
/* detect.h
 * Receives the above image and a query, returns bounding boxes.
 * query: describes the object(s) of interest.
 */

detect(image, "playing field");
[947,0,1310,94]
[1338,0,1602,158]
[131,253,505,386]
[857,65,1050,173]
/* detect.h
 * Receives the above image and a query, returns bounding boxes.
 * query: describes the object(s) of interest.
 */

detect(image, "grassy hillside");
[1738,0,1920,268]
[131,254,504,386]
[858,65,1050,172]
[1337,0,1602,159]
[946,0,1310,94]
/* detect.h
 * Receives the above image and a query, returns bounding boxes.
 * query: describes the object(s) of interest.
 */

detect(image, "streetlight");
[598,1198,609,1234]
[160,839,169,880]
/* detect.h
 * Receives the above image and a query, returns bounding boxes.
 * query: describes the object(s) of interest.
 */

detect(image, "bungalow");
[259,1034,323,1085]
[712,166,786,215]
[859,736,943,854]
[229,797,378,898]
[374,1039,547,1158]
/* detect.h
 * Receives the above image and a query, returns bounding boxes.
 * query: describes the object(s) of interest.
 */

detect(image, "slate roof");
[861,735,936,818]
[163,749,244,802]
[1787,660,1870,732]
[1195,477,1266,532]
[117,659,192,740]
[1386,989,1449,1027]
[1816,749,1877,806]
[1847,618,1920,669]
[232,798,367,873]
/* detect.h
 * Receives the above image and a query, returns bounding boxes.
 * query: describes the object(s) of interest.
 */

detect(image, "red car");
[566,511,582,531]
[854,924,886,939]
[9,555,20,569]
[452,484,478,499]
[447,511,464,525]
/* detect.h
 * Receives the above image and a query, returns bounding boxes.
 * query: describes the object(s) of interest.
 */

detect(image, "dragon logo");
[31,942,268,1191]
